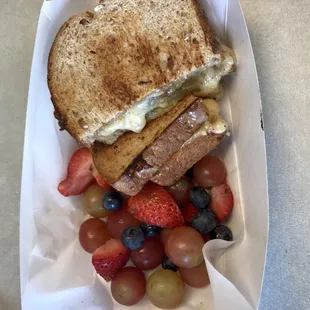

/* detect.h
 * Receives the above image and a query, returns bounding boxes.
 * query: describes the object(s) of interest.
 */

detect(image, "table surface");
[1,0,309,309]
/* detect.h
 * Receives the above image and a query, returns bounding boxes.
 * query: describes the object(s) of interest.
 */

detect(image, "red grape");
[193,156,226,188]
[107,209,141,239]
[179,262,210,288]
[166,176,193,209]
[147,269,184,309]
[165,226,205,268]
[111,267,146,306]
[160,228,172,245]
[131,238,164,270]
[79,218,111,253]
[83,183,111,218]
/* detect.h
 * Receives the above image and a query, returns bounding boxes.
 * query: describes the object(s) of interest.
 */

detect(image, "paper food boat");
[20,0,269,309]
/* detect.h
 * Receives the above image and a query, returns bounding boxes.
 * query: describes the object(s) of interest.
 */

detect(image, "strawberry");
[127,183,184,228]
[210,183,234,221]
[58,147,95,197]
[182,203,199,224]
[91,164,112,190]
[92,239,130,281]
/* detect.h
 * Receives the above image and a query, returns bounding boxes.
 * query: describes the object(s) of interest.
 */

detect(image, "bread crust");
[151,132,226,186]
[142,99,207,167]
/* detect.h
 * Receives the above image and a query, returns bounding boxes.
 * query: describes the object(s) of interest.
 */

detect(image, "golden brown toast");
[48,0,234,146]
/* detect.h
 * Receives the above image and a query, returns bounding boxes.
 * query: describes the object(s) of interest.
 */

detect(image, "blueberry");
[162,255,178,272]
[192,209,217,234]
[210,225,233,241]
[190,186,211,209]
[121,226,145,250]
[140,223,161,237]
[102,191,123,211]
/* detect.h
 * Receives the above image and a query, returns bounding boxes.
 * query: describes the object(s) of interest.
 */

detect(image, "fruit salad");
[58,148,234,308]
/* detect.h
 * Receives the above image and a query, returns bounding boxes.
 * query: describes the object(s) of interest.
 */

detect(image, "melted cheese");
[202,99,228,134]
[98,47,234,138]
[182,99,228,147]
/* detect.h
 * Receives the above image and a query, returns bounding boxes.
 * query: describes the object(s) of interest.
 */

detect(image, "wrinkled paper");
[20,0,268,309]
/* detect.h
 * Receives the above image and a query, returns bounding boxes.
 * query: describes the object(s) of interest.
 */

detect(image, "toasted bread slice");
[152,132,226,186]
[92,96,196,183]
[48,0,235,146]
[112,99,208,195]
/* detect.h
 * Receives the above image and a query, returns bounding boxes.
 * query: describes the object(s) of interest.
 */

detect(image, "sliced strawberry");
[182,203,199,224]
[210,183,234,221]
[58,147,95,197]
[127,183,184,228]
[92,239,130,281]
[91,164,112,191]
